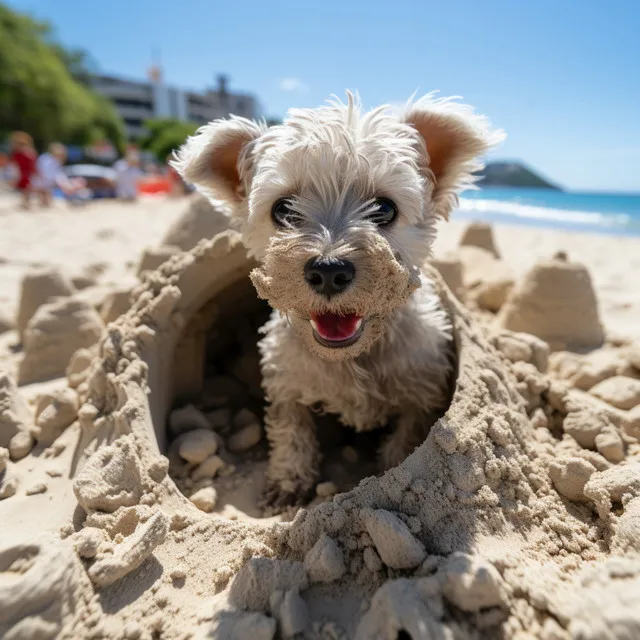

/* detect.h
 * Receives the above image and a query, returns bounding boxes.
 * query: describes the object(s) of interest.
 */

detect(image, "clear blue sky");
[7,0,640,192]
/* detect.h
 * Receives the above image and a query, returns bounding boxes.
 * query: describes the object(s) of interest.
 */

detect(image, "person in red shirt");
[9,131,37,209]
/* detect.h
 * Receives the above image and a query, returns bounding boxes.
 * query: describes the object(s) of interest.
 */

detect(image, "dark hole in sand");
[166,276,438,521]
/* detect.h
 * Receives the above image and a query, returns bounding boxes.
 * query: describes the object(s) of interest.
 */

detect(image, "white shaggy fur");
[173,92,504,509]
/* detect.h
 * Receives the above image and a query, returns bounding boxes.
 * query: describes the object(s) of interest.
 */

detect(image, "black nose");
[304,257,355,297]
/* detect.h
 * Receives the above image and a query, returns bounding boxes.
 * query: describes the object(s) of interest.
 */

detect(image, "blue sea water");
[456,188,640,236]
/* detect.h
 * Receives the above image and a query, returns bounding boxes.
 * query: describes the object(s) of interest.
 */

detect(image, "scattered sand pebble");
[227,423,262,453]
[88,511,169,587]
[170,405,211,437]
[34,387,79,445]
[304,534,346,583]
[190,454,226,481]
[25,483,47,496]
[362,508,426,569]
[548,457,597,502]
[589,376,640,410]
[441,552,507,612]
[594,428,625,463]
[178,429,218,464]
[613,497,640,553]
[316,481,338,498]
[562,409,610,449]
[72,527,105,559]
[170,567,187,581]
[624,406,640,439]
[584,463,640,518]
[276,588,309,638]
[190,486,217,513]
[0,447,8,472]
[9,431,34,461]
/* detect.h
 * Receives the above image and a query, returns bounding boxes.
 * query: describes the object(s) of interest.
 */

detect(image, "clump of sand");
[1,222,640,639]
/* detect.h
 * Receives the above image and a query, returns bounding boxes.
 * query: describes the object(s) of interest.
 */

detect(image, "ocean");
[456,188,640,236]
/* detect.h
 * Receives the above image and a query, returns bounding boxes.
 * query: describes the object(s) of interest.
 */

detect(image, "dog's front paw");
[260,480,313,514]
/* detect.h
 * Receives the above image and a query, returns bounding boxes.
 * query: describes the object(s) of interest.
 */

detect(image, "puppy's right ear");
[172,117,264,204]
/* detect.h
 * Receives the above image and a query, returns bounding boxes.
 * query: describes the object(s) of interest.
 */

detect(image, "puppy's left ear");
[403,97,505,219]
[171,117,265,207]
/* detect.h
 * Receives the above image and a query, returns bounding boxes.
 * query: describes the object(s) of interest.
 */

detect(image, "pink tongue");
[312,313,361,341]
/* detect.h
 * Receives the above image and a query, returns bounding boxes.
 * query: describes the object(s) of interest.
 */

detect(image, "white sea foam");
[457,197,631,229]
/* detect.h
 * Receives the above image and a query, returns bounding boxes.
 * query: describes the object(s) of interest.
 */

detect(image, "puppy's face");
[174,93,503,361]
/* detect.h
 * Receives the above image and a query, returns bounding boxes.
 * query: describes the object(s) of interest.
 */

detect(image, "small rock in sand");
[584,463,640,517]
[594,428,625,463]
[0,447,8,472]
[190,485,217,512]
[169,404,212,437]
[72,527,105,559]
[228,423,262,453]
[191,454,226,481]
[589,376,640,410]
[88,511,169,587]
[613,497,640,553]
[179,429,218,464]
[441,552,507,612]
[562,409,611,449]
[304,534,346,583]
[548,457,597,502]
[362,508,426,569]
[624,406,640,440]
[34,387,79,445]
[277,588,309,638]
[9,430,34,461]
[25,482,47,495]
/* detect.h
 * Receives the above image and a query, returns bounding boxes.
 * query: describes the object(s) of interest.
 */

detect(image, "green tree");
[141,118,199,163]
[0,3,125,151]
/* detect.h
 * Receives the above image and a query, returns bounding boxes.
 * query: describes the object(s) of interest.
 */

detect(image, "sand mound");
[15,267,76,342]
[160,194,231,251]
[459,221,500,258]
[499,254,605,350]
[1,232,639,639]
[458,246,515,312]
[18,297,105,385]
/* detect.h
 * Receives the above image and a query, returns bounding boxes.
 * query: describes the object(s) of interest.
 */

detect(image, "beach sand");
[1,194,640,639]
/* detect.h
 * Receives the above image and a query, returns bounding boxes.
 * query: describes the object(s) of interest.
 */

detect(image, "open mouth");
[309,312,365,348]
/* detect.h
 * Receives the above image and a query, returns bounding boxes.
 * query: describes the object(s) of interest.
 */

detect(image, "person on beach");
[113,150,143,202]
[9,132,37,209]
[33,142,87,207]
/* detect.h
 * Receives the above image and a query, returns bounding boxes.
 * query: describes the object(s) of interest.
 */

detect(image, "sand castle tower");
[498,253,604,350]
[459,221,500,258]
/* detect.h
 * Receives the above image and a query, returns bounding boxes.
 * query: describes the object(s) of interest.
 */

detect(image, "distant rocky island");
[477,161,562,190]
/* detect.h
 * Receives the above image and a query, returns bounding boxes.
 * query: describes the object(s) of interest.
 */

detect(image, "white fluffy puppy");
[174,92,504,509]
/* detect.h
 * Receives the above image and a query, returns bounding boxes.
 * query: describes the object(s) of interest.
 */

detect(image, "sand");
[1,194,640,639]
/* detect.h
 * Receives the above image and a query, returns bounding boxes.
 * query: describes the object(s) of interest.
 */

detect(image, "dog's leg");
[262,400,320,510]
[379,407,432,469]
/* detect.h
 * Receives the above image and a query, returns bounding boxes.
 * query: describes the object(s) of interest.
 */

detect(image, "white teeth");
[354,319,363,331]
[309,319,319,332]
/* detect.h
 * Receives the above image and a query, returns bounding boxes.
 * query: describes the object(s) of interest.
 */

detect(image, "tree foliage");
[0,3,125,151]
[140,118,199,163]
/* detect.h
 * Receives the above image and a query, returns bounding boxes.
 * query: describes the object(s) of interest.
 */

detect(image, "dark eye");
[271,198,300,227]
[366,198,397,226]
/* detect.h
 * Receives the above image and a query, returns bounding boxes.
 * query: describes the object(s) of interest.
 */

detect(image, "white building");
[93,71,260,139]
